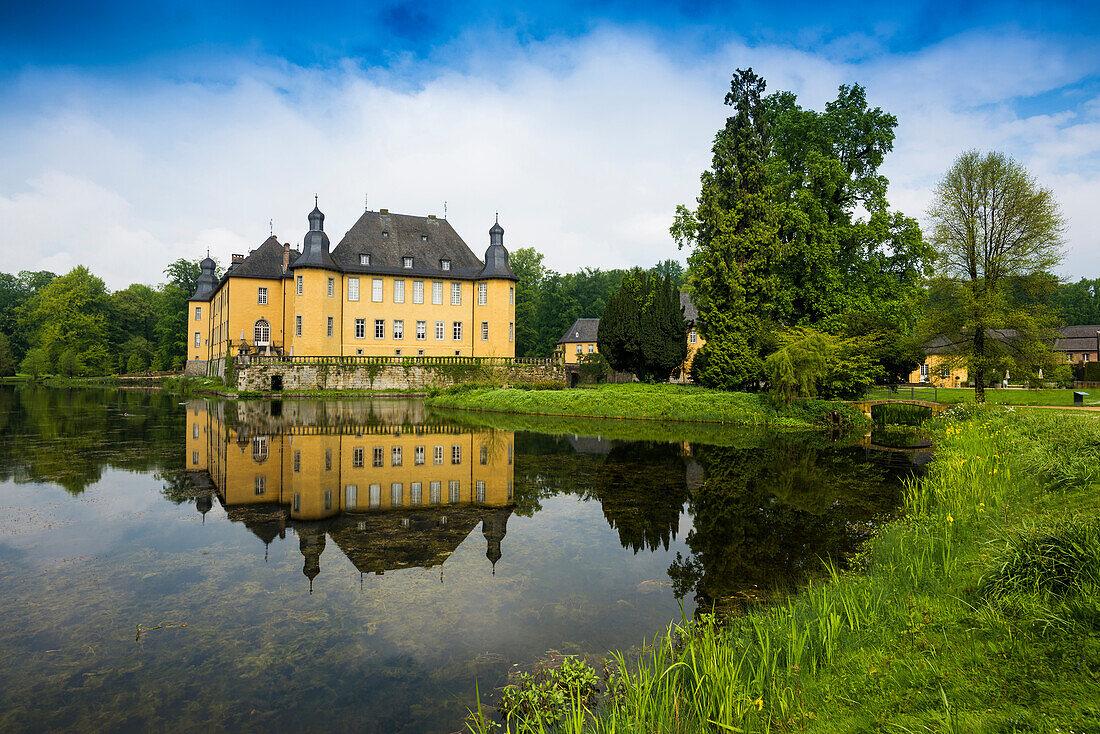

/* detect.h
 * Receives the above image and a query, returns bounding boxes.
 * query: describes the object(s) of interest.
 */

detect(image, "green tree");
[922,150,1066,403]
[598,268,686,382]
[0,332,15,376]
[510,247,547,357]
[672,68,780,389]
[20,347,49,379]
[126,352,146,373]
[18,266,111,374]
[57,348,82,377]
[1054,278,1100,325]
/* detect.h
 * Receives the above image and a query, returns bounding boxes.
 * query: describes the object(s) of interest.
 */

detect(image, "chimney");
[232,253,245,264]
[379,208,389,215]
[283,242,290,272]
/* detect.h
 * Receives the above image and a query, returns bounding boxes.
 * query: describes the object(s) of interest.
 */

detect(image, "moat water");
[0,386,928,733]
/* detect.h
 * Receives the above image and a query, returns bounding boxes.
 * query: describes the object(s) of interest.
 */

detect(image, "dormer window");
[360,253,370,266]
[440,259,451,271]
[403,256,414,269]
[420,234,428,242]
[382,231,389,238]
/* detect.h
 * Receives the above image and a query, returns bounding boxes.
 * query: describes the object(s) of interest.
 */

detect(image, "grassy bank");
[468,405,1100,733]
[865,385,1100,407]
[428,383,867,429]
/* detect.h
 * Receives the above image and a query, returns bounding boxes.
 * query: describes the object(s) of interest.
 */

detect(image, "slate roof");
[1055,325,1100,352]
[680,292,699,325]
[331,210,508,280]
[223,236,294,280]
[558,318,600,344]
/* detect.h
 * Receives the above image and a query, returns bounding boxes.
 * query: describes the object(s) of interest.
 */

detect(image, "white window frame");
[441,259,451,271]
[393,279,405,303]
[478,282,487,305]
[369,484,381,509]
[416,320,426,340]
[353,447,364,468]
[410,481,422,506]
[403,256,414,269]
[689,329,697,344]
[295,314,302,337]
[194,306,201,321]
[451,282,462,305]
[429,481,441,505]
[359,253,370,266]
[374,319,385,339]
[435,321,445,340]
[194,332,201,348]
[257,287,268,305]
[449,480,461,503]
[413,280,424,303]
[296,275,303,295]
[327,316,334,337]
[254,319,271,346]
[432,281,443,305]
[509,286,514,305]
[509,322,514,342]
[391,446,402,466]
[345,484,358,509]
[415,446,425,465]
[327,277,334,297]
[348,277,360,301]
[372,278,383,302]
[451,444,462,465]
[355,318,365,339]
[433,445,444,465]
[393,319,404,340]
[481,321,489,341]
[372,446,384,467]
[453,321,463,341]
[391,482,403,507]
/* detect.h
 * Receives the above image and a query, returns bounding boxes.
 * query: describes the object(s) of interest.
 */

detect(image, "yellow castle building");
[187,201,517,375]
[185,399,515,588]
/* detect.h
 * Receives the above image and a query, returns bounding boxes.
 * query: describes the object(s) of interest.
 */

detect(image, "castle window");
[481,321,489,341]
[576,344,582,354]
[194,332,201,348]
[415,446,425,465]
[325,448,332,470]
[478,282,487,305]
[451,445,462,465]
[410,482,422,506]
[353,447,364,468]
[432,281,443,304]
[476,481,485,503]
[252,436,269,463]
[293,450,300,472]
[254,319,271,346]
[453,321,463,341]
[345,485,358,509]
[192,450,199,465]
[257,287,268,305]
[480,445,488,465]
[374,319,385,339]
[435,321,445,340]
[940,367,949,379]
[393,279,405,303]
[429,481,441,505]
[372,278,383,302]
[355,318,365,339]
[393,320,404,340]
[372,446,384,467]
[327,316,334,337]
[392,446,402,467]
[433,445,444,465]
[413,280,424,303]
[296,275,303,295]
[382,231,389,238]
[510,286,514,305]
[255,475,266,495]
[391,483,403,507]
[451,282,462,305]
[360,253,370,265]
[449,480,460,503]
[440,259,451,271]
[509,322,514,342]
[404,256,414,268]
[369,484,381,509]
[689,329,697,344]
[194,306,201,321]
[588,344,594,353]
[416,320,426,340]
[293,493,300,512]
[327,277,334,297]
[295,314,302,337]
[348,277,359,301]
[324,490,332,511]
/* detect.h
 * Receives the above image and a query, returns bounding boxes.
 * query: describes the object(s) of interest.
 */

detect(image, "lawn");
[864,384,1099,407]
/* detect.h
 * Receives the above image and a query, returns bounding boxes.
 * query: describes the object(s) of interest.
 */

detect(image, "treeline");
[0,259,217,377]
[511,250,684,357]
[1055,277,1100,325]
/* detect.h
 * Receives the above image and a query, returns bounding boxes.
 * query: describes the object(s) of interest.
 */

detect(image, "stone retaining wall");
[236,359,564,393]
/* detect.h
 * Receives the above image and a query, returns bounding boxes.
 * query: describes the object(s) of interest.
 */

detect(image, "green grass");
[865,385,1099,407]
[465,405,1100,733]
[427,383,868,430]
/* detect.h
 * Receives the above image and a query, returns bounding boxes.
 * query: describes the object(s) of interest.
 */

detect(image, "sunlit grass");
[467,403,1100,733]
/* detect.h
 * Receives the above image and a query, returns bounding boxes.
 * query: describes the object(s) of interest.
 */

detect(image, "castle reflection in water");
[185,399,514,589]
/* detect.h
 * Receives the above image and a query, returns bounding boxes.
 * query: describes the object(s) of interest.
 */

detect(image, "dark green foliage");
[126,352,146,374]
[1084,362,1100,382]
[764,327,883,401]
[598,269,687,382]
[577,352,611,383]
[981,518,1100,603]
[1054,278,1100,325]
[0,332,14,376]
[673,69,928,391]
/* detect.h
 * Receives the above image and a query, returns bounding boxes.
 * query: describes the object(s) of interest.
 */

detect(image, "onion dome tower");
[478,214,516,280]
[293,196,338,270]
[190,256,218,300]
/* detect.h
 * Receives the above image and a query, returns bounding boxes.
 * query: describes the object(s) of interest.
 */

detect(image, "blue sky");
[1,0,1098,285]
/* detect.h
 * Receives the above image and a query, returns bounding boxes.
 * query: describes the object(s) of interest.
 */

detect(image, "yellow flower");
[947,515,954,523]
[755,698,764,711]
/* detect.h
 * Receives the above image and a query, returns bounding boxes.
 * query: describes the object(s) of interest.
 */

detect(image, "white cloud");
[0,27,1097,290]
